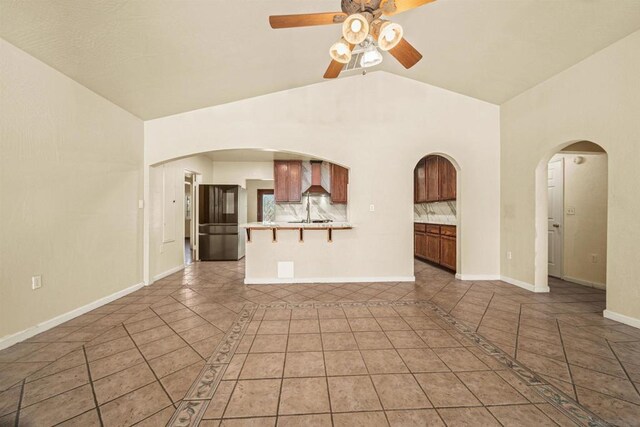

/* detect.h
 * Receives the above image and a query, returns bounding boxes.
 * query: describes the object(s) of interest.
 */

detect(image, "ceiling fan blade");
[381,0,437,16]
[323,44,355,79]
[323,60,345,79]
[389,38,423,69]
[269,12,347,29]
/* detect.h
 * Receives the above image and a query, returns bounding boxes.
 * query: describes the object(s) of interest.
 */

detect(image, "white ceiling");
[1,0,639,119]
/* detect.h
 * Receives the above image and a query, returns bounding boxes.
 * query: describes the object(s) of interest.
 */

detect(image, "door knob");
[552,223,560,228]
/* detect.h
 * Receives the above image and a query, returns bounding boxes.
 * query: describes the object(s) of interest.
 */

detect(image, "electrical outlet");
[32,275,42,290]
[369,204,375,212]
[507,251,512,260]
[591,254,598,263]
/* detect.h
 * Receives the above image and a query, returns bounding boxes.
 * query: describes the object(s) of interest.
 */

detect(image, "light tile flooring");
[0,260,638,426]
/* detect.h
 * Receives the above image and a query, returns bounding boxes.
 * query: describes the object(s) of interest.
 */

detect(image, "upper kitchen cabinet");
[438,157,457,201]
[414,159,427,203]
[274,160,302,202]
[413,155,457,202]
[330,164,349,204]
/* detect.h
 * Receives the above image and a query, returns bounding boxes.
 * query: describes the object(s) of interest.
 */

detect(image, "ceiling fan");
[269,0,436,79]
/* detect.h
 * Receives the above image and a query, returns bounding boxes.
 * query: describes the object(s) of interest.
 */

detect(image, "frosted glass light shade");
[342,14,370,45]
[371,19,403,51]
[330,38,352,64]
[361,45,383,67]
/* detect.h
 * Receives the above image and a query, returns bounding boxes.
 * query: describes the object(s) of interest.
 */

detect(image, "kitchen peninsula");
[242,158,358,284]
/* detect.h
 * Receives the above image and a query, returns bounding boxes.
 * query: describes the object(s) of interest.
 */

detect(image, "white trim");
[603,310,640,330]
[152,264,185,282]
[245,276,415,285]
[0,282,144,351]
[455,274,501,281]
[563,275,606,290]
[500,275,550,293]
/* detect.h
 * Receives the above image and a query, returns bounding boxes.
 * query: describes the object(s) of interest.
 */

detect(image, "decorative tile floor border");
[168,300,611,427]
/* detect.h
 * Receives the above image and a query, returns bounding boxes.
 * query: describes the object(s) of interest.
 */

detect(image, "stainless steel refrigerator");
[198,185,246,261]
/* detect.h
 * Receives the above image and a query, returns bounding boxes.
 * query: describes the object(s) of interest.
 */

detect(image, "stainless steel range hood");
[302,160,331,195]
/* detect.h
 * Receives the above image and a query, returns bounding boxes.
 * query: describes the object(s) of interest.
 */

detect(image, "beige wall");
[501,31,640,321]
[149,155,212,280]
[247,180,275,223]
[551,153,608,288]
[211,161,273,187]
[0,40,144,341]
[145,72,502,280]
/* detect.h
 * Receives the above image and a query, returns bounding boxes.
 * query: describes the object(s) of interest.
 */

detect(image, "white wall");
[551,153,608,288]
[149,155,212,280]
[0,40,144,341]
[501,31,640,323]
[211,161,273,187]
[145,72,501,280]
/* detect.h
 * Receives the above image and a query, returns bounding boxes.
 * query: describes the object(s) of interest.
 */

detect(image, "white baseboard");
[245,276,415,285]
[0,282,144,351]
[152,264,185,282]
[603,309,640,329]
[500,275,549,293]
[455,274,501,281]
[563,275,606,290]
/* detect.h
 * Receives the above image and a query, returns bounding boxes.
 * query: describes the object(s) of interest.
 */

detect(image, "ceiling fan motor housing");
[342,0,386,15]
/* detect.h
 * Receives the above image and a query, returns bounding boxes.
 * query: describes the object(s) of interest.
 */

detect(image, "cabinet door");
[414,159,427,203]
[426,233,440,263]
[440,236,456,271]
[414,232,427,259]
[331,164,349,204]
[288,161,302,202]
[439,157,457,201]
[426,156,440,202]
[274,161,289,202]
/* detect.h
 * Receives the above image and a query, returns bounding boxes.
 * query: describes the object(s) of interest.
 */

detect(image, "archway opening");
[147,148,351,284]
[412,153,461,275]
[534,141,608,296]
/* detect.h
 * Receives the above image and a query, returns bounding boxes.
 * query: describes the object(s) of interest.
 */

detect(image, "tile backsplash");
[414,201,457,225]
[276,195,347,222]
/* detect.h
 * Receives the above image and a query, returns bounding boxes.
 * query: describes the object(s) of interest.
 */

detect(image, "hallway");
[0,261,638,426]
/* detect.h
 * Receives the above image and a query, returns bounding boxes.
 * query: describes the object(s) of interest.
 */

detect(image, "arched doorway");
[534,141,608,293]
[412,153,461,274]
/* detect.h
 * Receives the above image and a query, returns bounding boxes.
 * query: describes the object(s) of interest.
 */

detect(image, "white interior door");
[547,158,564,278]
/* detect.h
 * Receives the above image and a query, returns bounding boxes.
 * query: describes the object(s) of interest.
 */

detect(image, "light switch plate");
[566,207,576,215]
[32,275,42,290]
[138,199,144,209]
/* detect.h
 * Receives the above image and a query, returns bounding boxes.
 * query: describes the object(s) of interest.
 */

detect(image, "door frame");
[547,157,564,279]
[257,189,275,223]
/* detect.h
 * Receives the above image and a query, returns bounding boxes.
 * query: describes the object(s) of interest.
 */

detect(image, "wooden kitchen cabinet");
[438,157,457,201]
[425,155,440,202]
[331,164,349,204]
[414,231,427,259]
[413,155,456,203]
[414,222,456,272]
[274,160,302,202]
[414,158,427,203]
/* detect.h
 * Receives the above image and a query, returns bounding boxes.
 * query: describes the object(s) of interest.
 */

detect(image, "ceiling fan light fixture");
[342,13,370,45]
[329,38,352,64]
[371,19,403,51]
[360,44,383,68]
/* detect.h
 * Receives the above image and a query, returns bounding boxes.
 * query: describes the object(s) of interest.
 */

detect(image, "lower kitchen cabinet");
[414,223,456,272]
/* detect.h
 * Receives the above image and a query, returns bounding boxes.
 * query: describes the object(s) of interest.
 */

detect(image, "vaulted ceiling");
[1,0,639,119]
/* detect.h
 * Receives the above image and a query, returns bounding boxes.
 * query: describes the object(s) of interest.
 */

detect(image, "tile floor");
[0,260,638,426]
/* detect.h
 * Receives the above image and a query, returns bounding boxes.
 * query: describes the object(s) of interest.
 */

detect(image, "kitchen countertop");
[414,220,457,226]
[242,222,353,229]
